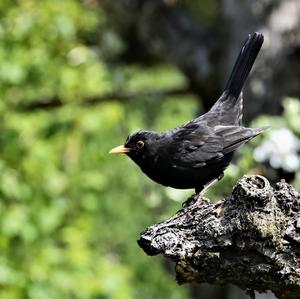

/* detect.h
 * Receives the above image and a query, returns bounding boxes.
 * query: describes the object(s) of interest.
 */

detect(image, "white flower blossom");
[254,128,300,172]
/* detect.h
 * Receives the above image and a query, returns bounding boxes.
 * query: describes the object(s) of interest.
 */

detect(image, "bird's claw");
[182,193,209,208]
[182,195,197,208]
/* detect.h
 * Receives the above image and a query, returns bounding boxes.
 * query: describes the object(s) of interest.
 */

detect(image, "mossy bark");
[138,175,300,299]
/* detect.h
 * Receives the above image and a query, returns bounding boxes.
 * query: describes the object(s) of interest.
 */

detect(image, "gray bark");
[138,175,300,299]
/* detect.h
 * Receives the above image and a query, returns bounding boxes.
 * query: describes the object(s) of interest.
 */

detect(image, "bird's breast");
[138,152,233,189]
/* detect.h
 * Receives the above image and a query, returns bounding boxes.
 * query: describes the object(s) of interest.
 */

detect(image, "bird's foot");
[182,193,209,208]
[197,176,221,198]
[183,175,225,208]
[182,195,198,208]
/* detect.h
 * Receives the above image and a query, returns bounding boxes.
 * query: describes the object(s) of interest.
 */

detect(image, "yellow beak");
[109,145,130,154]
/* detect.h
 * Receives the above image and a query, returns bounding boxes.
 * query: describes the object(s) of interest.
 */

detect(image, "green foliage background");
[0,1,299,299]
[0,1,193,298]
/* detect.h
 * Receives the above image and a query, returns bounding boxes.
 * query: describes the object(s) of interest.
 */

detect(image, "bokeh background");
[0,1,299,299]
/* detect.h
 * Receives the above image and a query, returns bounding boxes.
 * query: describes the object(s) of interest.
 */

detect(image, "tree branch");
[138,175,300,299]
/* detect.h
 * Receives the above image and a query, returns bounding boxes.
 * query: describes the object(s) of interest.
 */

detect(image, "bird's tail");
[194,33,264,126]
[224,32,264,99]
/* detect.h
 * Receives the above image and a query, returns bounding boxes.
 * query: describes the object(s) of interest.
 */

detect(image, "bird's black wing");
[213,125,265,154]
[167,124,265,169]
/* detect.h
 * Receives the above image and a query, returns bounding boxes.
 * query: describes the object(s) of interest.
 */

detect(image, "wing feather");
[166,125,265,169]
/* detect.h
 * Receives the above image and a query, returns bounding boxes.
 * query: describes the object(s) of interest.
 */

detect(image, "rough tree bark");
[138,175,300,299]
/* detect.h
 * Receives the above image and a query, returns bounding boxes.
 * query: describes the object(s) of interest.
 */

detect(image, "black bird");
[110,33,265,195]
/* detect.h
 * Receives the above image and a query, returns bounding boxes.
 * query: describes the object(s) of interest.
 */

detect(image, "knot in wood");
[232,175,272,206]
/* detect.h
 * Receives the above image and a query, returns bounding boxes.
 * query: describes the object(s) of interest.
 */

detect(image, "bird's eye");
[136,140,144,149]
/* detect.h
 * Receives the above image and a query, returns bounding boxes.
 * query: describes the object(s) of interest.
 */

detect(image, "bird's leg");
[197,173,224,199]
[198,178,219,198]
[183,174,224,208]
[182,194,200,208]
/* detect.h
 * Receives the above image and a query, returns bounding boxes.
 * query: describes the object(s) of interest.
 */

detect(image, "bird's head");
[109,130,161,165]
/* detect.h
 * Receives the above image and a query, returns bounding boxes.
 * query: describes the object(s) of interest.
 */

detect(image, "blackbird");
[110,32,265,195]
